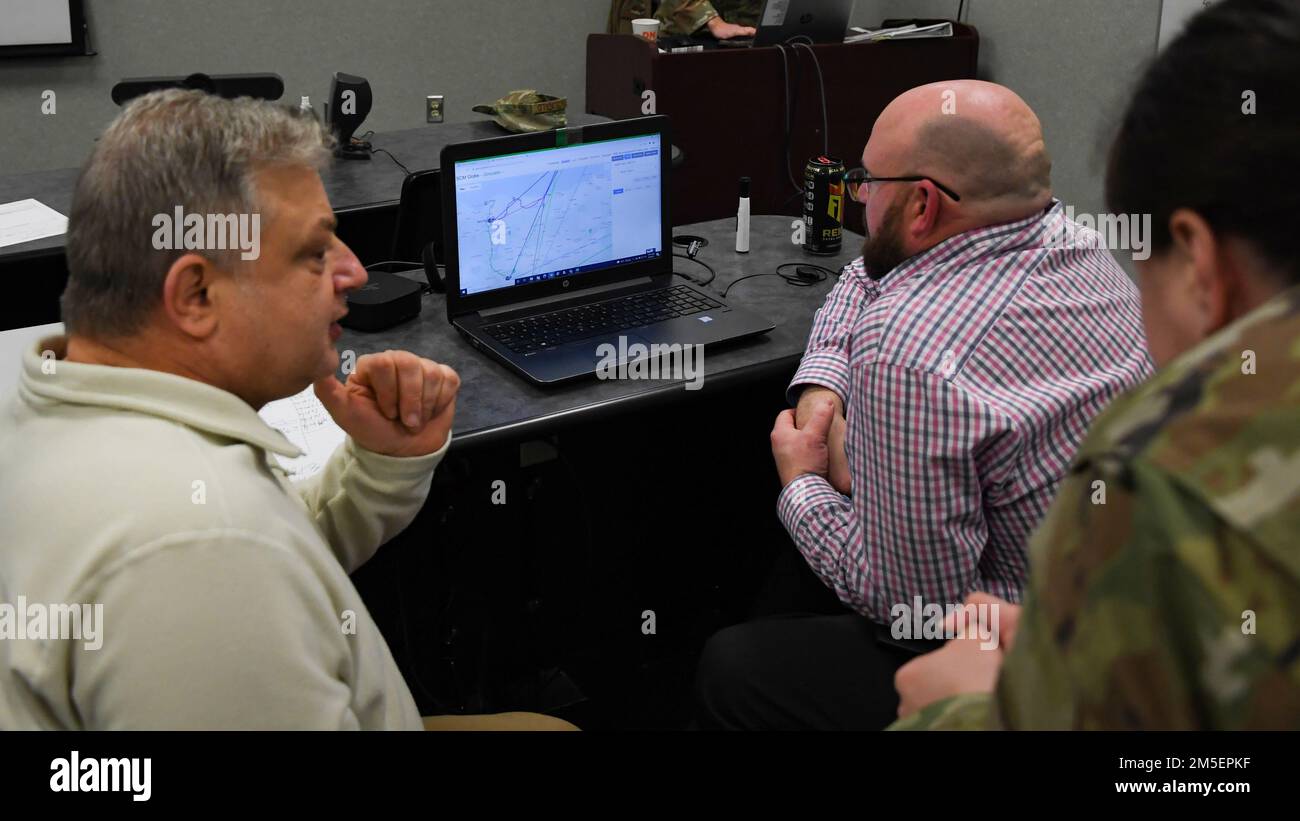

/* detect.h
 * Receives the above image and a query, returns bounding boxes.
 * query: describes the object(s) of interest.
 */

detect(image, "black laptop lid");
[753,0,855,46]
[440,115,673,319]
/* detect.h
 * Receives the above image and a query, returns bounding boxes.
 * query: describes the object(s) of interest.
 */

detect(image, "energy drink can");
[802,155,845,255]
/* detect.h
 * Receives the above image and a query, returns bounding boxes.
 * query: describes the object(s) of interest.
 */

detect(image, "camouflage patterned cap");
[472,90,567,133]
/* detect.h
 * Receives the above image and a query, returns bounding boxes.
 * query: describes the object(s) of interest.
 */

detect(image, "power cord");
[787,36,829,157]
[775,44,802,195]
[673,253,716,286]
[364,259,421,270]
[776,35,829,210]
[671,234,716,286]
[372,147,412,176]
[720,262,839,299]
[672,234,709,253]
[332,128,375,160]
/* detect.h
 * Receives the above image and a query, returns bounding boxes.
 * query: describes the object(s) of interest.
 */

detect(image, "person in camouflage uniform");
[890,0,1300,731]
[608,0,760,39]
[894,286,1300,730]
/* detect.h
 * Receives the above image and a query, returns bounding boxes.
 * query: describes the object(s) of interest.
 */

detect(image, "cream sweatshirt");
[0,336,447,729]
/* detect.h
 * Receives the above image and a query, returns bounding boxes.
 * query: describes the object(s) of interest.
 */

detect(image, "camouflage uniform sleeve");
[884,458,1126,731]
[993,450,1300,729]
[655,0,721,35]
[895,441,1300,731]
[889,692,992,730]
[897,287,1300,731]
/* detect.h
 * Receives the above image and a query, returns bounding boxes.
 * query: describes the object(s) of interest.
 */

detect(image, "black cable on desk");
[720,273,772,299]
[372,147,412,176]
[364,259,421,270]
[672,252,716,286]
[720,262,840,298]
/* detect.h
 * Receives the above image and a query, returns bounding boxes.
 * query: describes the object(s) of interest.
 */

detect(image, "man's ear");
[160,253,221,339]
[1168,208,1236,334]
[907,182,941,240]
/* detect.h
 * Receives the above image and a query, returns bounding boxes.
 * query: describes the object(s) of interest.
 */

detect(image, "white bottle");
[300,95,313,114]
[736,176,751,253]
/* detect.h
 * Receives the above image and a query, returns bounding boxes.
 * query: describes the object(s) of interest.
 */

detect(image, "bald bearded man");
[695,81,1153,730]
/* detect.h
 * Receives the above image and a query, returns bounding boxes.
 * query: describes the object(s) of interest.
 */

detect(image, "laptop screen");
[450,133,663,297]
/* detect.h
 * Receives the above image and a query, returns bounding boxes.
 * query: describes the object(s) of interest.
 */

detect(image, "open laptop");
[440,115,774,386]
[716,0,856,47]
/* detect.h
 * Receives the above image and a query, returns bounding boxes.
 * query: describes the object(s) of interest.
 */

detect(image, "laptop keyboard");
[482,285,723,354]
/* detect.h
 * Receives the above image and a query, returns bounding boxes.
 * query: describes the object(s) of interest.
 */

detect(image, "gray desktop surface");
[336,215,863,451]
[0,114,610,260]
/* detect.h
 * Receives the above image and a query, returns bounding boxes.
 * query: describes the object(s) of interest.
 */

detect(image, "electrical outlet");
[426,95,444,123]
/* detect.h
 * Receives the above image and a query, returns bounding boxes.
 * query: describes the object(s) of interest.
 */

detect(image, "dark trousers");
[694,546,939,730]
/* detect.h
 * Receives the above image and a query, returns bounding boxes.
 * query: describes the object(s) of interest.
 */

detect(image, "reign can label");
[803,155,845,255]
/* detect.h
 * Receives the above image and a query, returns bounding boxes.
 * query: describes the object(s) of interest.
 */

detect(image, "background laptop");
[440,115,773,386]
[716,0,856,47]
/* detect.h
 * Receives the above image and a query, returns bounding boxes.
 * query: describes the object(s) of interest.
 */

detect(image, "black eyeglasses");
[843,167,962,203]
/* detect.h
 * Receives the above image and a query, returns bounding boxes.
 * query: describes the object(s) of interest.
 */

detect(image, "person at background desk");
[609,0,759,40]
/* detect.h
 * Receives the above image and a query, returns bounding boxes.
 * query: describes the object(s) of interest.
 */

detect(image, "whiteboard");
[1157,0,1222,51]
[0,0,72,47]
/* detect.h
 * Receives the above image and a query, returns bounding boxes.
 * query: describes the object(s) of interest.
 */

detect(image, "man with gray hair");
[0,90,568,729]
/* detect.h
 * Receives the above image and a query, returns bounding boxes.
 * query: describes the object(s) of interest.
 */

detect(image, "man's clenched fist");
[314,350,459,457]
[771,397,835,487]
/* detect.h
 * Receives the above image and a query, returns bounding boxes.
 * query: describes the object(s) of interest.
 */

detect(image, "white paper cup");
[631,18,660,42]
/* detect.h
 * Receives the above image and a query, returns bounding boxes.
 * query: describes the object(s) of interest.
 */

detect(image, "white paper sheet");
[0,199,68,249]
[258,386,347,482]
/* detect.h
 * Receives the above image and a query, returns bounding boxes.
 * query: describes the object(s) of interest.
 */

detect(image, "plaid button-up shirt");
[780,201,1153,621]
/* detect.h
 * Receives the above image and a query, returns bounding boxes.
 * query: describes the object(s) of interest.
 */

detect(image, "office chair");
[110,72,284,105]
[366,169,444,291]
[390,169,442,263]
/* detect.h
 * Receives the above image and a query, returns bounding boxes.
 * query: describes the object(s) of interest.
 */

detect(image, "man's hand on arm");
[314,350,459,457]
[893,593,1022,719]
[770,397,835,487]
[826,411,851,494]
[796,387,849,494]
[795,385,843,426]
[706,16,756,39]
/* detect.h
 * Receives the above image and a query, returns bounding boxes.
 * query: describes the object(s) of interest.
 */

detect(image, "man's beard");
[861,199,909,279]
